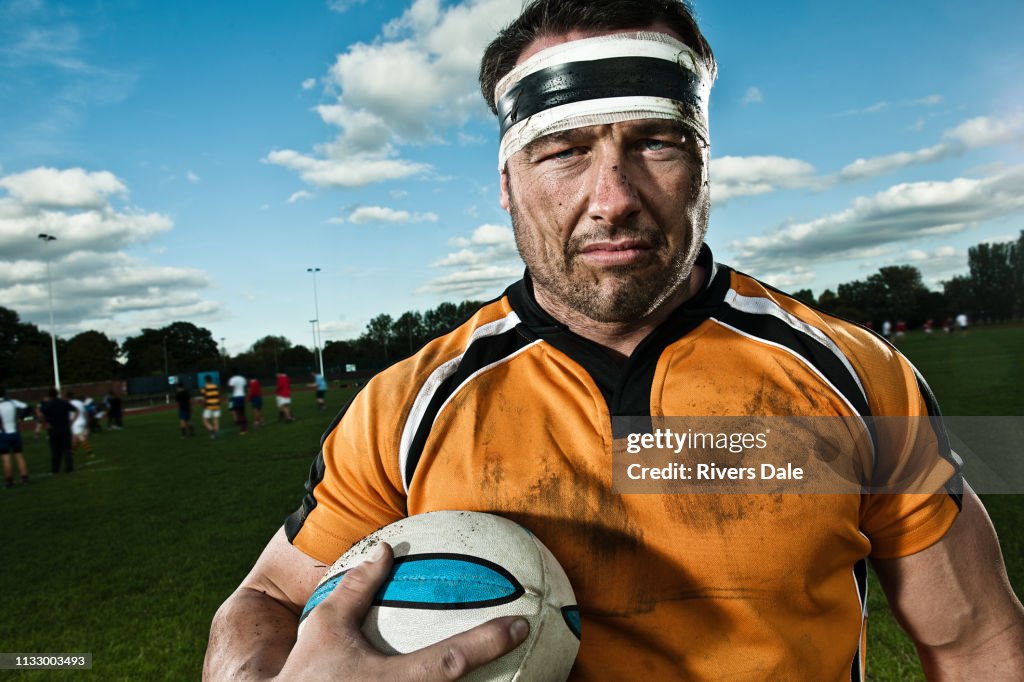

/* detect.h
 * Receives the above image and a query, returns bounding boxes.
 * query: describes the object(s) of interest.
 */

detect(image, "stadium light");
[306,267,325,376]
[37,233,61,391]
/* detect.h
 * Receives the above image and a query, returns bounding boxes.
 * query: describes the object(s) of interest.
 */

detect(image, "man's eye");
[642,139,674,151]
[549,148,577,161]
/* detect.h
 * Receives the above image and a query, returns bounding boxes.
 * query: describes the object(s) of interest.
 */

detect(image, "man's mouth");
[578,240,653,266]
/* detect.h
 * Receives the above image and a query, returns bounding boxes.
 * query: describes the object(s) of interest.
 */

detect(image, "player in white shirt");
[0,387,30,487]
[227,369,249,435]
[66,391,94,459]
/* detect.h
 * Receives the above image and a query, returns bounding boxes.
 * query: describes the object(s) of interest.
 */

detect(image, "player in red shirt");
[248,378,264,428]
[275,372,293,423]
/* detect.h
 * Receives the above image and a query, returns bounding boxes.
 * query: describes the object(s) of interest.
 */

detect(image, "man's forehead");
[515,22,686,65]
[529,118,689,145]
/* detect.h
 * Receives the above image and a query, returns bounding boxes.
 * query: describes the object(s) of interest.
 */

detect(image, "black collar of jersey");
[506,244,731,416]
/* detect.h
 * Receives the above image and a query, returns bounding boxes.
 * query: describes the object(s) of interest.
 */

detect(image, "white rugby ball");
[299,510,581,681]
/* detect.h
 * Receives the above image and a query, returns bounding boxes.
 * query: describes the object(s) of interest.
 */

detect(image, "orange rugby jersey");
[286,247,961,681]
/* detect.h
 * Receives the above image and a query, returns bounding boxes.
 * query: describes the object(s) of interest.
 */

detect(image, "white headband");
[495,32,712,167]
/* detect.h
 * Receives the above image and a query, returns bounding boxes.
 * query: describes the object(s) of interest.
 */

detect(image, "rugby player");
[205,1,1024,679]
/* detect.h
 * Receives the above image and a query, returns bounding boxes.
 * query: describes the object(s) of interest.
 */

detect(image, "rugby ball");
[299,510,581,681]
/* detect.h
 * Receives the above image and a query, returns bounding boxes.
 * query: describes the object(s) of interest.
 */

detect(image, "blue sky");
[2,0,1022,354]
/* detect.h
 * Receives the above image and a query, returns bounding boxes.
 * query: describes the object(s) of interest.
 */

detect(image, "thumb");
[304,542,393,639]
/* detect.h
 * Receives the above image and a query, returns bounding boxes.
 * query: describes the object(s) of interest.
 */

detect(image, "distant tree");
[364,314,395,363]
[833,265,930,326]
[0,308,54,388]
[833,280,874,323]
[942,275,975,320]
[1013,231,1024,318]
[122,322,220,377]
[791,289,815,306]
[967,241,1016,323]
[63,331,120,382]
[323,339,357,372]
[249,335,292,374]
[422,303,462,336]
[816,289,839,313]
[0,306,20,380]
[869,265,930,326]
[455,300,484,318]
[10,344,51,388]
[392,312,425,355]
[279,344,315,373]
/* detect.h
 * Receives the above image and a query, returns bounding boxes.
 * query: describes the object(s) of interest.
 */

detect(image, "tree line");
[789,231,1023,328]
[2,231,1020,389]
[0,301,482,389]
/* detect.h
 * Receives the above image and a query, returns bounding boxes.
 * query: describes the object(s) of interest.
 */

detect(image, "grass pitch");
[0,326,1021,680]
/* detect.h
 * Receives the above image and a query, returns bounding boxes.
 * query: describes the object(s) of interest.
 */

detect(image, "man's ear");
[499,168,511,213]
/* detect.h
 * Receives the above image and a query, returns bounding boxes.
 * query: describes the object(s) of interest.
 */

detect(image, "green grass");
[864,325,1024,681]
[0,327,1020,680]
[0,390,354,680]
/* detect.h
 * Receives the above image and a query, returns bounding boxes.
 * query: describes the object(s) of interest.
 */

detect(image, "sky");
[1,0,1022,355]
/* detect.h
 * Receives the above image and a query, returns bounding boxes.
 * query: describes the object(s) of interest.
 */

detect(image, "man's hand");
[276,542,530,681]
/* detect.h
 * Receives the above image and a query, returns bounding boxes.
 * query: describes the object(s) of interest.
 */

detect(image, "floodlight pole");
[37,233,61,392]
[306,267,324,376]
[309,319,319,369]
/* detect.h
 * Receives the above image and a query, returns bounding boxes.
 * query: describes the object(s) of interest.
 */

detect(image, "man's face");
[500,28,711,323]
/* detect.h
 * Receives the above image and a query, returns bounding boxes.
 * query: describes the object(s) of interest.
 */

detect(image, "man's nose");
[587,149,642,225]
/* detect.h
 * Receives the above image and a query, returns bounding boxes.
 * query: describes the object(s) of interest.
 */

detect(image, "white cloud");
[741,87,763,105]
[730,165,1024,275]
[327,0,366,12]
[347,205,438,223]
[758,266,816,290]
[838,113,1024,181]
[0,167,126,208]
[980,234,1019,245]
[889,245,966,288]
[944,113,1024,148]
[904,94,942,107]
[268,0,520,189]
[416,264,522,297]
[418,222,521,297]
[719,113,1024,199]
[317,318,362,341]
[450,223,513,247]
[837,144,948,181]
[710,156,817,204]
[186,170,200,183]
[266,148,428,188]
[0,166,219,337]
[288,190,314,203]
[301,77,317,90]
[836,101,890,117]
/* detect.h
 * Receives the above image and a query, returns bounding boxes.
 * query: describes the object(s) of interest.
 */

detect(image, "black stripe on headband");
[497,56,702,139]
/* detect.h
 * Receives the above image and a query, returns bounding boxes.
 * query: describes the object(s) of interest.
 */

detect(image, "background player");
[0,387,30,487]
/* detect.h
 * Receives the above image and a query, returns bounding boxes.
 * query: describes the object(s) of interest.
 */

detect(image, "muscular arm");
[873,484,1024,680]
[204,527,325,680]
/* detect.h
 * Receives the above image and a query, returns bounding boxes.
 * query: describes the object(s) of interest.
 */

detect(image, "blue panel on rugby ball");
[378,554,525,608]
[301,553,525,620]
[299,511,581,682]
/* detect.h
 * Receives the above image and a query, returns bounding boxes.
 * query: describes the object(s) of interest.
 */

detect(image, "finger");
[316,542,394,633]
[392,615,530,682]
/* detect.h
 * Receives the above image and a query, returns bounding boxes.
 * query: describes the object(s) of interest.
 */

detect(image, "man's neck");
[533,264,707,360]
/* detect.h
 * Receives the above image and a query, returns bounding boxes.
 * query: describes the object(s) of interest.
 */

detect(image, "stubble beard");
[509,187,708,324]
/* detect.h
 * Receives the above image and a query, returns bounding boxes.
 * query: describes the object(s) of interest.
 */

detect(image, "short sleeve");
[285,379,408,565]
